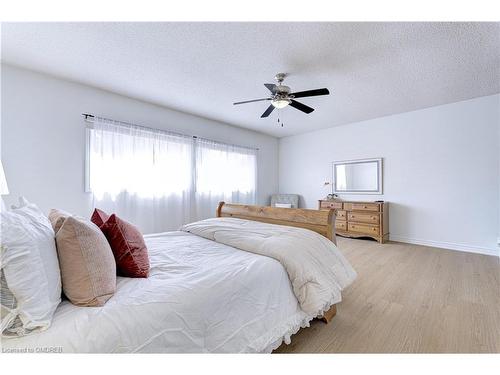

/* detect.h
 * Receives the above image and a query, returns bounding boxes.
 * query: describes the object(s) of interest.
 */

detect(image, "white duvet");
[1,220,356,353]
[181,218,357,317]
[1,231,306,353]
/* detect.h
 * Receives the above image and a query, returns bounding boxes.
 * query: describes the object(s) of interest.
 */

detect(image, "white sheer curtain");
[88,118,193,233]
[87,117,258,233]
[194,138,257,220]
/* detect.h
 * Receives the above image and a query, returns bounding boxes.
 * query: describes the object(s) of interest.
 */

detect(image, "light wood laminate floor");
[275,237,500,353]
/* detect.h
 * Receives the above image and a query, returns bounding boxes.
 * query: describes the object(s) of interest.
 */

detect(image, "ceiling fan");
[233,73,330,118]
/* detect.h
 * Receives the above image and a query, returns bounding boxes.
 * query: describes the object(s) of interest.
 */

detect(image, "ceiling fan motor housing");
[275,85,291,94]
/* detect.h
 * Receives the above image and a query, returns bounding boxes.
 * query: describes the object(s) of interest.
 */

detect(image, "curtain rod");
[82,113,259,151]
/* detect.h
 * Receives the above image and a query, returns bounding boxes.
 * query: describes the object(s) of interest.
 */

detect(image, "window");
[88,118,192,200]
[86,117,257,231]
[193,138,257,219]
[195,138,257,198]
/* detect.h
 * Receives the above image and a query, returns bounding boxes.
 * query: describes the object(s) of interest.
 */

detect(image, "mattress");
[1,231,307,353]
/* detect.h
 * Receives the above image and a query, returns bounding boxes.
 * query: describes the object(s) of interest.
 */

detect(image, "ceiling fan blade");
[260,104,275,118]
[264,83,278,93]
[233,98,271,105]
[290,88,330,99]
[289,100,314,114]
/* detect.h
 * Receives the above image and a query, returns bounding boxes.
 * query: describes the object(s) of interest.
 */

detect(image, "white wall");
[279,94,500,256]
[1,64,279,220]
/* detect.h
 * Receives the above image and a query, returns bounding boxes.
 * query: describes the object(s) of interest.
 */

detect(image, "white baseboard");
[389,235,499,258]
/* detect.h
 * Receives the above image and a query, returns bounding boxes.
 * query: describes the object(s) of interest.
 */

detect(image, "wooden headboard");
[216,202,336,244]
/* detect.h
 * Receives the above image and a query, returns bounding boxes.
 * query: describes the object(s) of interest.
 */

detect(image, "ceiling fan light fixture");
[272,98,291,109]
[233,73,329,119]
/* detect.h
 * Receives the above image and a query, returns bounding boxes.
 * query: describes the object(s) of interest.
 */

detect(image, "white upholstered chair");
[270,194,300,208]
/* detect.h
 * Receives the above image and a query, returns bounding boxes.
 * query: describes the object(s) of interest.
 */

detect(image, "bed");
[1,203,356,353]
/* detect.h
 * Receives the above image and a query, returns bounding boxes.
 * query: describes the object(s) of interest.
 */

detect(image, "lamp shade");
[271,98,291,109]
[0,160,9,195]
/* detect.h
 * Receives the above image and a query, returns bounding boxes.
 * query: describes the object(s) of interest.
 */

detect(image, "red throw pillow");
[100,214,150,278]
[91,208,110,228]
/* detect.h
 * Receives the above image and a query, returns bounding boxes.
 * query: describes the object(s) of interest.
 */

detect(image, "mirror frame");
[332,158,383,194]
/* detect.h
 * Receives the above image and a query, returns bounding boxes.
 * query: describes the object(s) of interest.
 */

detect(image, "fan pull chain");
[277,110,284,127]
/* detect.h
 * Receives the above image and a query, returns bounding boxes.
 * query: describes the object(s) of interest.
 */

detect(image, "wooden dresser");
[318,200,389,243]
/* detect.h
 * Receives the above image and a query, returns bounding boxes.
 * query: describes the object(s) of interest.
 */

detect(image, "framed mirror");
[332,158,383,194]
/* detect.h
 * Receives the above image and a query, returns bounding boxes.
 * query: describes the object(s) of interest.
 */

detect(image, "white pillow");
[1,197,61,337]
[274,203,292,208]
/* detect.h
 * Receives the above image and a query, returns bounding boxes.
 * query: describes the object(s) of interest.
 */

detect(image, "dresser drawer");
[335,220,347,231]
[348,212,379,224]
[336,210,347,219]
[344,202,380,212]
[320,201,343,210]
[348,223,380,235]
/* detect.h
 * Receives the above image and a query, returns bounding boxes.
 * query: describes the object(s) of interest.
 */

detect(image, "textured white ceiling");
[1,22,499,137]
